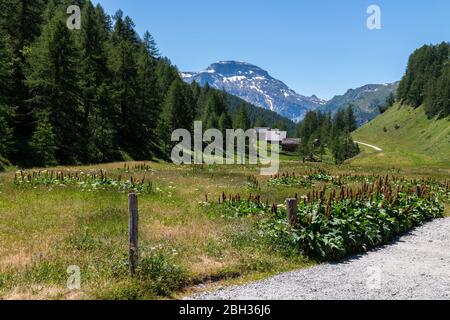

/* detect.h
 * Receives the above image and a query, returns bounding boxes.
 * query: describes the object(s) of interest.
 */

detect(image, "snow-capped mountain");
[181,61,326,122]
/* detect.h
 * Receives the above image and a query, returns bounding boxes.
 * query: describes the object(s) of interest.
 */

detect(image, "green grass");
[0,154,448,299]
[352,104,450,168]
[0,162,316,299]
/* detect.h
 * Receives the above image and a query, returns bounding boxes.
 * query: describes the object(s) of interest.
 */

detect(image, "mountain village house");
[255,128,300,152]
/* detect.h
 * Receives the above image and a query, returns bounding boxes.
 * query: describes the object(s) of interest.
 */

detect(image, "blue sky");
[93,0,450,100]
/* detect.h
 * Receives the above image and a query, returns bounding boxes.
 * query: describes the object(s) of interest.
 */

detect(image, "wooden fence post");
[128,193,139,275]
[286,198,298,227]
[415,185,422,198]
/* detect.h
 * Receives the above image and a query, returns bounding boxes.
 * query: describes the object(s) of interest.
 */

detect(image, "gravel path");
[193,218,450,300]
[354,141,383,152]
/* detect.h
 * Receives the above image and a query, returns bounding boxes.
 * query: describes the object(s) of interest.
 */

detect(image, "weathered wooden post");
[415,185,422,198]
[128,193,139,275]
[286,198,298,227]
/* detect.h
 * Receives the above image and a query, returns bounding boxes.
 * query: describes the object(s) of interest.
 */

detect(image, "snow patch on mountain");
[181,61,326,121]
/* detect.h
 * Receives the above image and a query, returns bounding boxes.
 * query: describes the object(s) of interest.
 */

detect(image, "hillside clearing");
[352,104,450,168]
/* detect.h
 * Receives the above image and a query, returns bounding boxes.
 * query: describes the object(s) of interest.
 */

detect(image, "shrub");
[218,177,446,261]
[220,194,269,217]
[267,170,333,188]
[261,188,443,261]
[267,173,312,188]
[96,250,189,300]
[137,252,188,296]
[14,170,153,194]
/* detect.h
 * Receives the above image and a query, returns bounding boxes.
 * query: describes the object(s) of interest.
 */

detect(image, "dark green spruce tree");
[110,11,140,158]
[297,106,359,164]
[29,111,57,167]
[159,78,193,156]
[2,0,47,165]
[142,31,160,59]
[26,11,82,165]
[397,42,449,118]
[0,29,15,161]
[134,32,163,158]
[77,1,117,163]
[232,103,251,130]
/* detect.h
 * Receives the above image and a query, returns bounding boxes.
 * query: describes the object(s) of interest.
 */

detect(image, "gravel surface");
[354,141,383,152]
[192,218,450,300]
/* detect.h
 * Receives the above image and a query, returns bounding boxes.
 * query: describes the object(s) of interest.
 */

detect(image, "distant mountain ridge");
[321,82,399,125]
[182,61,325,122]
[182,61,398,125]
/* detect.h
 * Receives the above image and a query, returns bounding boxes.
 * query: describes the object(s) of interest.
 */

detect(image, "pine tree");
[319,143,325,162]
[254,117,266,128]
[29,112,57,167]
[332,109,346,136]
[94,3,112,33]
[2,0,47,165]
[232,104,250,130]
[191,81,202,112]
[218,112,232,133]
[274,120,287,131]
[143,31,160,59]
[398,42,450,118]
[183,83,196,131]
[426,62,450,118]
[344,105,358,133]
[331,136,344,165]
[196,83,210,120]
[201,91,227,130]
[385,92,395,108]
[77,1,115,162]
[159,79,190,156]
[202,100,218,130]
[299,138,310,163]
[297,107,360,164]
[110,11,140,157]
[0,108,14,158]
[134,36,163,158]
[2,0,46,50]
[440,65,450,117]
[26,11,82,164]
[0,52,14,158]
[156,58,179,94]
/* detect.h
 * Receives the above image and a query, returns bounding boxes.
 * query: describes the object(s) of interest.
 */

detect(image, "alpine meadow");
[0,0,449,302]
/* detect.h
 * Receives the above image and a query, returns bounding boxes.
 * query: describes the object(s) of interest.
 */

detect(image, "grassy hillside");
[352,104,450,168]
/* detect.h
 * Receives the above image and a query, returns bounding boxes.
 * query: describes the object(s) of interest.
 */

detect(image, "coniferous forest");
[397,42,450,118]
[296,105,360,164]
[0,0,294,169]
[1,1,448,171]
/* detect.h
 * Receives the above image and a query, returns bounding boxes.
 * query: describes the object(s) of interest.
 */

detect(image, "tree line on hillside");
[397,42,450,118]
[225,93,296,135]
[0,0,295,169]
[297,105,360,164]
